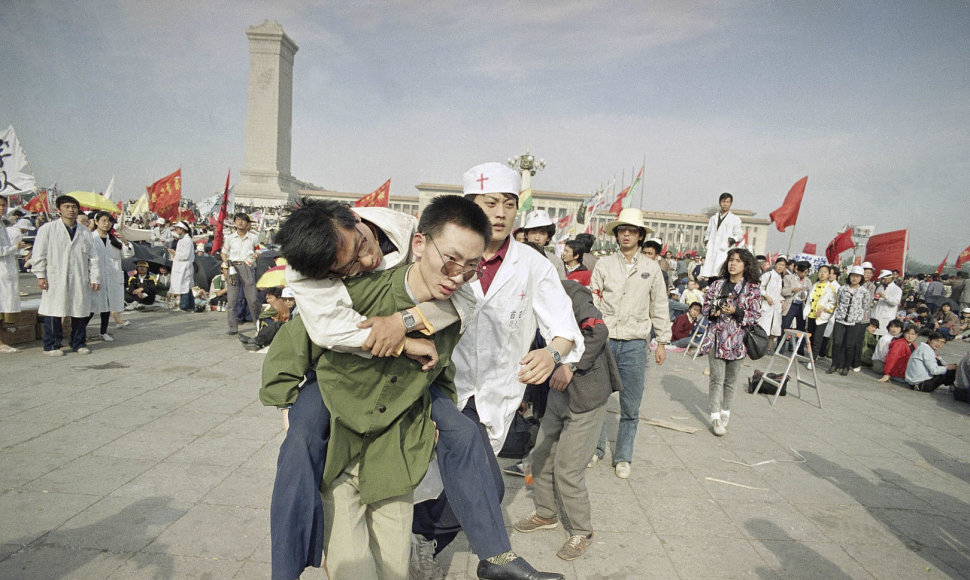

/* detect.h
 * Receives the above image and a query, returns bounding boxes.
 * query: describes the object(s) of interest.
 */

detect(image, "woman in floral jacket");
[830,265,873,375]
[700,248,761,436]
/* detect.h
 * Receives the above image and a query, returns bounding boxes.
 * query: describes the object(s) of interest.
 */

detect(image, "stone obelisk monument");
[236,20,302,207]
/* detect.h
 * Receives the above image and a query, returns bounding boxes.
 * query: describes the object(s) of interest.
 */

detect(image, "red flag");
[661,242,668,255]
[354,179,391,208]
[956,244,970,270]
[556,214,572,230]
[211,169,231,256]
[769,176,807,232]
[608,186,630,216]
[740,231,749,247]
[146,169,182,222]
[802,243,817,254]
[825,228,854,264]
[24,191,49,214]
[177,208,196,223]
[936,251,950,275]
[864,229,908,274]
[852,255,862,266]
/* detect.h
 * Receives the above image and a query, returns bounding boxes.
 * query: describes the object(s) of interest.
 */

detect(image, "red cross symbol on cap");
[477,173,489,190]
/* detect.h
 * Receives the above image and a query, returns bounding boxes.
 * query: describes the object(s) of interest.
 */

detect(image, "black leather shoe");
[476,556,564,580]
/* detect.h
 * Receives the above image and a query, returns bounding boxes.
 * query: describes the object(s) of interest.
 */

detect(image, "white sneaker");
[116,320,131,328]
[587,454,601,469]
[44,349,64,357]
[75,347,91,355]
[720,412,731,428]
[712,418,727,436]
[852,367,861,372]
[100,333,114,342]
[615,461,631,479]
[806,362,814,370]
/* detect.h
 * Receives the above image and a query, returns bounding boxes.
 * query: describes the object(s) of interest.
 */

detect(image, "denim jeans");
[179,291,195,311]
[596,338,647,465]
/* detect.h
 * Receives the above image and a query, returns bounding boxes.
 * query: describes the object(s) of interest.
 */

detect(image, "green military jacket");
[260,265,460,504]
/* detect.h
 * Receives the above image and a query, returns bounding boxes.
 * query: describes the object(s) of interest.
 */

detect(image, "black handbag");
[719,280,769,360]
[744,325,770,360]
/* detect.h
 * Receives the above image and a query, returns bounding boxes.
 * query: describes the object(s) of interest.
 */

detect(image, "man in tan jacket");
[588,208,671,479]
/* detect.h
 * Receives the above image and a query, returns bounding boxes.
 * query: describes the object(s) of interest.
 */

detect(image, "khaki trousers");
[322,459,413,580]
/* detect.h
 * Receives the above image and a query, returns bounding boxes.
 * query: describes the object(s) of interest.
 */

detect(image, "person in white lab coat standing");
[699,192,743,279]
[32,195,100,356]
[168,221,196,312]
[0,195,23,353]
[89,211,134,341]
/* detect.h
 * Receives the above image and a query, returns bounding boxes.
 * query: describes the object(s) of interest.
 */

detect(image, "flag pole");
[786,224,796,258]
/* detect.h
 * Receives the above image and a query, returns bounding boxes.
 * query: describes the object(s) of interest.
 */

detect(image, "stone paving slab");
[2,276,970,578]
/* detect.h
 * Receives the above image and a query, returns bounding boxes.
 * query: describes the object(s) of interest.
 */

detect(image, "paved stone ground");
[2,273,970,579]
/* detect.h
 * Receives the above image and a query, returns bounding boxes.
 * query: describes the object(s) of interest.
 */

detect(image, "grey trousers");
[530,389,607,536]
[226,262,259,332]
[708,352,741,416]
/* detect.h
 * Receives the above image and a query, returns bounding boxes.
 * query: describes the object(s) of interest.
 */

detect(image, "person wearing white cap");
[0,195,23,353]
[699,192,743,278]
[830,265,874,375]
[871,269,902,336]
[519,209,565,279]
[150,217,172,248]
[588,207,671,477]
[168,221,196,312]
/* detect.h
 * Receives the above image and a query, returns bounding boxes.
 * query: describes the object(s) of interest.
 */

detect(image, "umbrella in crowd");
[193,254,222,289]
[121,242,171,274]
[67,191,121,213]
[255,250,281,280]
[257,264,287,289]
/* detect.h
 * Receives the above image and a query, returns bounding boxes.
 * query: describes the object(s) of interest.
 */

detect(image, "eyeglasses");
[427,236,479,282]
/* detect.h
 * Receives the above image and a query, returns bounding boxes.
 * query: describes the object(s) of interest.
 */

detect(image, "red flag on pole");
[608,186,630,217]
[769,176,808,232]
[802,243,817,254]
[24,191,49,213]
[661,242,668,255]
[354,179,391,208]
[146,169,182,222]
[556,214,572,230]
[956,244,970,270]
[864,229,908,274]
[825,228,854,264]
[211,169,231,256]
[936,251,950,275]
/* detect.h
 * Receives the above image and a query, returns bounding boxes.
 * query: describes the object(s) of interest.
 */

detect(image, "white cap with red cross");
[462,162,521,197]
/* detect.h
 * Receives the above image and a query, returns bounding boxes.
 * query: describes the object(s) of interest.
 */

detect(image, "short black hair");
[887,319,903,331]
[917,306,929,314]
[829,265,840,277]
[689,301,702,310]
[775,256,788,265]
[274,198,358,280]
[55,195,80,209]
[719,192,733,202]
[233,212,251,223]
[927,331,946,342]
[795,261,810,273]
[574,233,595,253]
[265,287,284,299]
[868,318,880,329]
[94,211,116,223]
[564,239,585,261]
[418,195,490,248]
[642,239,662,253]
[524,224,556,245]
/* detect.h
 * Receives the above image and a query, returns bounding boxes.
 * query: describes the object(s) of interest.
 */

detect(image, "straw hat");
[605,208,653,236]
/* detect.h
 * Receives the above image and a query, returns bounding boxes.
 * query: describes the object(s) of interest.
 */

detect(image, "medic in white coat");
[168,222,195,296]
[90,213,134,315]
[699,192,744,278]
[452,162,584,453]
[32,207,100,318]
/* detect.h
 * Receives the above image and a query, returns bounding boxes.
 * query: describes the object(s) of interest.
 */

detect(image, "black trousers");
[832,322,864,370]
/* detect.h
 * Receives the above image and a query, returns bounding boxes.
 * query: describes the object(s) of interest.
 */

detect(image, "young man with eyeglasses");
[262,196,564,580]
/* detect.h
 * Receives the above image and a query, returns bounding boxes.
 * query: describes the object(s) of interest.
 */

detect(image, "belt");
[231,260,249,266]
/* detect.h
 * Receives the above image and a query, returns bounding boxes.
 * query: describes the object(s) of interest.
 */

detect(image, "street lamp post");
[507,149,546,198]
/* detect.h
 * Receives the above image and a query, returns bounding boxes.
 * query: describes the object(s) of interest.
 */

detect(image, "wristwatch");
[567,363,577,372]
[545,346,561,365]
[401,309,418,332]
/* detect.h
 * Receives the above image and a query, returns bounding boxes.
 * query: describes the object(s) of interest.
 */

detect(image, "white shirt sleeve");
[285,266,373,357]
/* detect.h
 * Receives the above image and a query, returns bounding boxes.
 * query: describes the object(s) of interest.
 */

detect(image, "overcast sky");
[2,1,968,262]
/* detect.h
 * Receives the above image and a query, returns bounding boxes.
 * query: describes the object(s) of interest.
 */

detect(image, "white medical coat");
[32,220,99,318]
[0,224,20,313]
[871,282,902,336]
[90,233,134,313]
[169,234,195,295]
[451,240,584,454]
[700,211,743,278]
[758,269,784,336]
